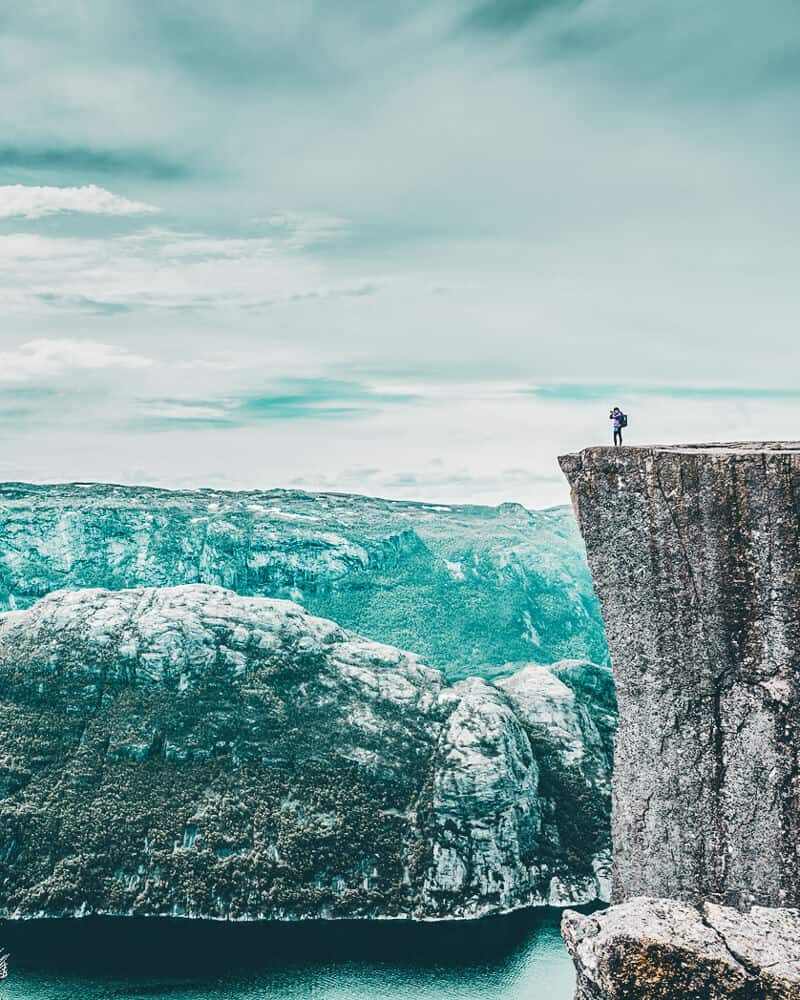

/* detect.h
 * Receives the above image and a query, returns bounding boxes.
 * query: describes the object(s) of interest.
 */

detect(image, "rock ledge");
[563,897,800,999]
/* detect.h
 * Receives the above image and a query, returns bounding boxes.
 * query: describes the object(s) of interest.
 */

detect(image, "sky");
[1,0,799,507]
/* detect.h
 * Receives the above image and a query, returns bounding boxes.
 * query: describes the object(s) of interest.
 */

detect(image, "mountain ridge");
[0,481,607,678]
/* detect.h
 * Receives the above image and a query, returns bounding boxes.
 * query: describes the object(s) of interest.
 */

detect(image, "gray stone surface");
[705,903,800,996]
[559,444,800,909]
[563,897,800,999]
[0,584,613,920]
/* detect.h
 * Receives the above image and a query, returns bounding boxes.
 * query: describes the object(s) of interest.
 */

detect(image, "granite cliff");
[560,443,800,909]
[0,483,607,681]
[0,585,614,920]
[560,444,800,998]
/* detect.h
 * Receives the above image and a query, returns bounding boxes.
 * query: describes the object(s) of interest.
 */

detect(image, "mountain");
[0,585,614,920]
[0,483,608,680]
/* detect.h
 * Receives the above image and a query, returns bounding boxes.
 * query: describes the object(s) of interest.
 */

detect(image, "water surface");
[0,908,578,1000]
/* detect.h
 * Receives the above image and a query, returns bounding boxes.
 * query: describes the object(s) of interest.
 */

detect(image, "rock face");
[559,444,800,909]
[0,483,607,680]
[562,897,800,999]
[0,585,614,920]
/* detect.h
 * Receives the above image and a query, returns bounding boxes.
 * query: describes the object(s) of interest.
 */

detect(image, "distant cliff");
[0,585,614,920]
[0,483,607,680]
[560,443,800,910]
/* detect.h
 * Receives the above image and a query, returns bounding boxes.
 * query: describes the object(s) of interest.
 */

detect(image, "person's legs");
[614,428,622,446]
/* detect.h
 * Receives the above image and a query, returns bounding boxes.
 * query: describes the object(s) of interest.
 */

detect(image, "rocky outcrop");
[562,897,800,999]
[0,483,607,680]
[559,444,800,909]
[0,584,613,920]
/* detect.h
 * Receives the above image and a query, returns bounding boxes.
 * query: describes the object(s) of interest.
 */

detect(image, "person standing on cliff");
[610,406,625,446]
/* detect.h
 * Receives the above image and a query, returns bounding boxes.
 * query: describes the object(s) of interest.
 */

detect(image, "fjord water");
[0,909,575,999]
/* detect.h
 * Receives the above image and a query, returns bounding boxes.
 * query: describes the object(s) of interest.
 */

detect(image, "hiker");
[609,406,626,446]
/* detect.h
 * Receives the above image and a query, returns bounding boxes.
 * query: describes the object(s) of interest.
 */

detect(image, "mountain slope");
[0,483,607,679]
[0,585,613,920]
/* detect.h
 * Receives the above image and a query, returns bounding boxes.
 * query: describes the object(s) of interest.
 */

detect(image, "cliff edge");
[559,443,800,909]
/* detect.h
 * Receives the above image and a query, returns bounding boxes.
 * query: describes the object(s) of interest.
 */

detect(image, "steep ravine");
[0,584,614,921]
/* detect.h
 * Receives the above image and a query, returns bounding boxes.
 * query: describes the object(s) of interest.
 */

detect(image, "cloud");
[526,383,800,403]
[0,385,66,422]
[139,399,232,427]
[263,212,350,250]
[0,339,153,383]
[179,354,241,371]
[132,379,419,430]
[3,370,800,509]
[35,293,135,315]
[461,0,568,35]
[0,224,379,319]
[0,145,188,180]
[0,184,157,219]
[238,379,418,421]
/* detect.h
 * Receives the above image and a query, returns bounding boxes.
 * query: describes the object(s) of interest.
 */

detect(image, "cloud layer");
[0,1,796,503]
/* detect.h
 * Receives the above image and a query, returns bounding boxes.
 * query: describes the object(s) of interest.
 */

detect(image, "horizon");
[4,434,800,513]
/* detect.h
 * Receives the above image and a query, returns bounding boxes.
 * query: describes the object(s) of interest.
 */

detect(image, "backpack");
[620,412,628,428]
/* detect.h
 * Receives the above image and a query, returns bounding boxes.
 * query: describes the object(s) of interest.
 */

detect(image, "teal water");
[0,909,577,1000]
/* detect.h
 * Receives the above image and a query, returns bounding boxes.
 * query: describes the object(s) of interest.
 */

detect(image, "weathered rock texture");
[560,444,800,909]
[562,897,800,999]
[0,483,607,680]
[0,585,614,920]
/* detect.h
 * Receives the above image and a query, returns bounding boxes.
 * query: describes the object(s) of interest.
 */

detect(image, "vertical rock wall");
[559,443,800,908]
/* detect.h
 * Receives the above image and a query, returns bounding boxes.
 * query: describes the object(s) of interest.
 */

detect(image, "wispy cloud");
[0,339,152,383]
[0,225,372,315]
[263,212,350,250]
[35,292,136,315]
[0,145,189,180]
[138,399,232,427]
[0,184,157,219]
[461,0,569,36]
[238,379,417,420]
[134,379,419,430]
[526,383,800,403]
